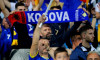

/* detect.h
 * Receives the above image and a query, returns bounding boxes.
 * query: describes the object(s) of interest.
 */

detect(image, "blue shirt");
[70,43,96,60]
[0,26,12,56]
[29,52,53,60]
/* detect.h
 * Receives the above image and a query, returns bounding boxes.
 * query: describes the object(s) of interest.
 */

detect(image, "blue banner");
[25,9,89,24]
[26,24,34,38]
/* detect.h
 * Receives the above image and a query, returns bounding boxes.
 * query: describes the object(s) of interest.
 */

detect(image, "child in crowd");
[54,47,69,60]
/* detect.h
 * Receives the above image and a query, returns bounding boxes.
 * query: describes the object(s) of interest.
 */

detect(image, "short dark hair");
[70,30,80,39]
[15,2,25,9]
[79,25,93,35]
[70,30,80,42]
[54,47,68,58]
[50,5,62,10]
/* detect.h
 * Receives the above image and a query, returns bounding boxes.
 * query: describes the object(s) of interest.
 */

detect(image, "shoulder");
[70,45,86,56]
[70,46,81,58]
[70,46,87,60]
[29,51,39,59]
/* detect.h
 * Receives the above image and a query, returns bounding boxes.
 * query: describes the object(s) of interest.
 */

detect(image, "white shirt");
[10,2,16,11]
[0,12,4,19]
[95,3,100,24]
[81,44,96,52]
[28,2,33,11]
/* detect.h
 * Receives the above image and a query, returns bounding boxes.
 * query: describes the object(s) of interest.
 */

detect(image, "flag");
[8,9,89,25]
[8,12,27,25]
[11,27,18,46]
[98,24,100,42]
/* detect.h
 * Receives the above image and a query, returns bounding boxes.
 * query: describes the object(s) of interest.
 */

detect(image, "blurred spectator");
[10,1,45,60]
[1,18,12,60]
[70,31,82,50]
[29,15,71,60]
[95,2,100,19]
[0,18,2,60]
[49,5,70,47]
[12,2,32,48]
[95,2,100,43]
[30,15,53,60]
[15,2,26,11]
[40,24,52,39]
[54,47,69,60]
[9,2,31,60]
[87,51,100,60]
[70,25,96,60]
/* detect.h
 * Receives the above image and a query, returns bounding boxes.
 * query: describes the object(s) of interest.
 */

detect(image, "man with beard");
[40,24,52,39]
[70,25,96,60]
[29,15,53,60]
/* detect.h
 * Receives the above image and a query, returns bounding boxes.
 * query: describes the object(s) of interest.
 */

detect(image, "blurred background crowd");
[0,0,100,60]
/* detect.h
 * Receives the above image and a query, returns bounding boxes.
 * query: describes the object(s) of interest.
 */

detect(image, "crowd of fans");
[0,0,100,60]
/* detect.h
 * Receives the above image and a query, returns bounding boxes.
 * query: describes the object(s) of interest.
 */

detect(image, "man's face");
[74,35,82,47]
[85,29,94,43]
[2,18,9,29]
[40,26,52,38]
[87,53,100,60]
[38,39,50,54]
[55,52,69,60]
[16,6,25,11]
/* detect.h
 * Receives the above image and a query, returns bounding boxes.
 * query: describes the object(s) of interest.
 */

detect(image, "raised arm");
[95,3,100,19]
[91,8,96,30]
[30,15,46,56]
[4,0,11,9]
[0,0,9,17]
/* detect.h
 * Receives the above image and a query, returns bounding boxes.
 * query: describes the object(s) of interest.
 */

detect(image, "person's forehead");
[17,6,25,9]
[39,39,49,43]
[42,26,51,29]
[41,27,51,30]
[88,53,100,58]
[86,29,94,33]
[56,52,67,56]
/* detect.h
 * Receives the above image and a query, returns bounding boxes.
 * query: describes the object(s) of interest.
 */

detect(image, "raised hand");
[38,15,46,25]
